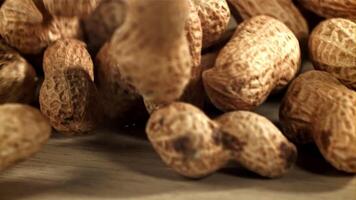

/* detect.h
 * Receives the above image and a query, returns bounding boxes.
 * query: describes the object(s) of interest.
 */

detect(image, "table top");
[0,63,355,200]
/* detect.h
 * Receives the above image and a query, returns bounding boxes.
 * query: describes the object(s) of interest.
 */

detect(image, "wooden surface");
[1,63,356,200]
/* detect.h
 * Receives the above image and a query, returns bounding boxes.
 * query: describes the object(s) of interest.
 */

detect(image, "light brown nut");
[83,0,125,54]
[186,0,203,68]
[228,0,309,41]
[216,111,297,178]
[40,39,98,134]
[110,0,192,104]
[43,0,101,18]
[280,70,354,144]
[299,0,356,19]
[193,0,231,48]
[203,15,301,111]
[280,70,356,172]
[0,41,37,104]
[96,42,142,119]
[0,104,51,171]
[43,39,94,80]
[309,18,356,89]
[0,0,83,54]
[146,102,229,178]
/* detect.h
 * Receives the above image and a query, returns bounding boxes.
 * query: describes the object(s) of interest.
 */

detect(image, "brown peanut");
[0,104,51,171]
[299,0,356,19]
[0,39,37,104]
[110,0,192,104]
[40,39,98,134]
[203,15,301,111]
[228,0,309,41]
[309,18,356,89]
[216,111,297,178]
[280,70,356,173]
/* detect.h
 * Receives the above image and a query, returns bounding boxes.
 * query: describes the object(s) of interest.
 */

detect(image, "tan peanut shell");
[40,39,98,134]
[43,0,101,18]
[216,111,297,178]
[309,18,356,89]
[110,0,192,104]
[83,0,125,54]
[0,41,37,104]
[43,39,94,80]
[146,102,230,178]
[0,0,83,54]
[203,15,300,111]
[0,104,51,171]
[186,0,203,68]
[280,70,356,172]
[299,0,356,19]
[193,0,231,48]
[228,0,309,41]
[96,42,142,119]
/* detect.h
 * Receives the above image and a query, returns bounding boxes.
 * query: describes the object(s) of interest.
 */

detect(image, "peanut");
[146,102,229,178]
[83,0,125,54]
[299,0,356,19]
[228,0,309,41]
[186,0,203,68]
[96,42,142,120]
[0,39,37,104]
[0,104,51,171]
[0,0,83,54]
[203,15,300,111]
[216,111,297,178]
[43,0,101,18]
[193,0,231,48]
[110,0,192,104]
[280,70,356,172]
[147,102,297,178]
[309,18,356,89]
[40,39,99,134]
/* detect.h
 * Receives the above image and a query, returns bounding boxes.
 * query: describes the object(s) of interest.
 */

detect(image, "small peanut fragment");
[0,104,51,171]
[216,111,297,178]
[309,18,356,89]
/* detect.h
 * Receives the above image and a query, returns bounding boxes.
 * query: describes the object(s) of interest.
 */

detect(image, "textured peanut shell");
[309,18,356,89]
[228,0,309,41]
[0,0,83,54]
[43,39,94,80]
[186,0,203,68]
[299,0,356,19]
[0,43,37,104]
[0,104,51,171]
[216,111,297,177]
[193,0,231,48]
[110,0,192,104]
[203,15,301,111]
[280,71,354,144]
[96,42,142,119]
[83,0,125,54]
[43,0,101,18]
[146,102,229,178]
[280,70,356,172]
[40,69,99,135]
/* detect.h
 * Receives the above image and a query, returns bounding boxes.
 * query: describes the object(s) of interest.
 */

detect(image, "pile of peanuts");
[0,0,355,178]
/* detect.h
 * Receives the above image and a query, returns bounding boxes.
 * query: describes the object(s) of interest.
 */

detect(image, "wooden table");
[0,63,355,200]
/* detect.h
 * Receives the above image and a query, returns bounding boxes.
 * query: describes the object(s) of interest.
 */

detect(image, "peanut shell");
[0,104,51,171]
[203,15,300,111]
[299,0,356,19]
[309,18,356,89]
[146,102,229,178]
